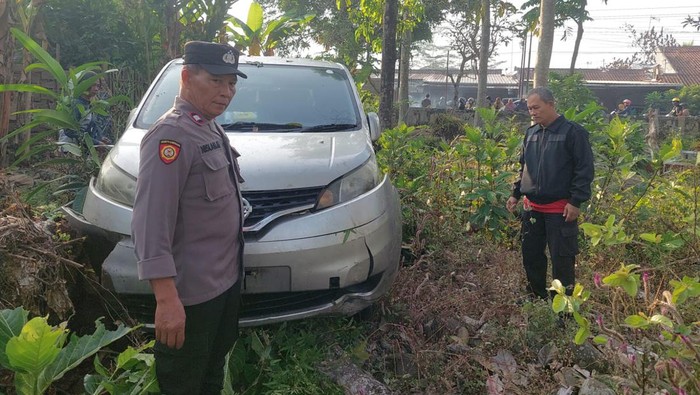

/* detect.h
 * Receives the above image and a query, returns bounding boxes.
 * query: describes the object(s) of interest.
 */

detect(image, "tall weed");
[376,114,522,260]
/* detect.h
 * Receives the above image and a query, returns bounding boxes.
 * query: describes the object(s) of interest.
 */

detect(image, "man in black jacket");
[506,87,594,299]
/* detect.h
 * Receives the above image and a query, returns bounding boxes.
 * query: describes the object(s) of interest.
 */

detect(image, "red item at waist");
[523,197,569,213]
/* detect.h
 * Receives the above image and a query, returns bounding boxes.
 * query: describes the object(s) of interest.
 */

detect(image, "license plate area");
[243,266,291,293]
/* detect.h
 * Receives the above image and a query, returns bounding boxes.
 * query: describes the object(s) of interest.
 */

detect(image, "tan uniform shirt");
[132,97,244,306]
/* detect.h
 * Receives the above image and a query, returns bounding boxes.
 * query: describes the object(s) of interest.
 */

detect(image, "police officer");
[132,41,247,394]
[506,87,594,300]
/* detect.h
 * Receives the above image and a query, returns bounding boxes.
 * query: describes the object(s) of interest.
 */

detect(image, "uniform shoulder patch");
[187,112,206,125]
[159,140,181,164]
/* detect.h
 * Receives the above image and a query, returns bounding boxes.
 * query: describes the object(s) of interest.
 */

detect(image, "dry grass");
[0,171,82,320]
[361,235,576,394]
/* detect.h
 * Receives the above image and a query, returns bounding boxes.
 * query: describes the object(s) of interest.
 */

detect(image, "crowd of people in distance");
[419,93,694,120]
[608,96,691,120]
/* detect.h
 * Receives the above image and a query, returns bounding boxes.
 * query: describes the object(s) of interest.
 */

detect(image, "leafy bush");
[84,341,159,394]
[549,268,699,394]
[0,307,135,395]
[223,319,364,394]
[645,85,700,115]
[376,110,523,258]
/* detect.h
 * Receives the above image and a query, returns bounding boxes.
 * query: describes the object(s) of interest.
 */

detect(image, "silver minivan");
[64,57,402,326]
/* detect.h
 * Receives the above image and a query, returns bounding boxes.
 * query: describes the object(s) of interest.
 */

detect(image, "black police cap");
[182,41,247,79]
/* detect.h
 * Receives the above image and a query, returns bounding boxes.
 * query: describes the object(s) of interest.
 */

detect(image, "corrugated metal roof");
[418,72,517,86]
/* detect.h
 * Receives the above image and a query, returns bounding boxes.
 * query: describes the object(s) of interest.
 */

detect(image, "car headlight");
[316,155,381,210]
[95,153,137,207]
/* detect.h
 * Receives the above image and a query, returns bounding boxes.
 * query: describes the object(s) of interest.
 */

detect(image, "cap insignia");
[159,140,181,164]
[222,51,237,65]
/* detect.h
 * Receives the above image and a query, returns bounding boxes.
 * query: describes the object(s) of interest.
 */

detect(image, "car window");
[136,61,361,132]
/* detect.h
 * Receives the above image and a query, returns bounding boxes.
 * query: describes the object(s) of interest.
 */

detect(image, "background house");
[368,46,700,113]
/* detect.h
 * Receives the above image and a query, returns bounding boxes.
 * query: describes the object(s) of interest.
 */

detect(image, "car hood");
[112,127,373,190]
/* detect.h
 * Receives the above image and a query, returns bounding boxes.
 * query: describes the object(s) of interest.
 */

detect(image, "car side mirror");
[367,112,381,142]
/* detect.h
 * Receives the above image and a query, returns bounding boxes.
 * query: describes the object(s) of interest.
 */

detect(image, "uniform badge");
[159,140,181,164]
[188,112,206,125]
[223,51,237,64]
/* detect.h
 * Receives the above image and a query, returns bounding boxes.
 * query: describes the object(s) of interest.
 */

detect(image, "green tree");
[41,0,142,68]
[522,0,608,75]
[256,0,366,67]
[226,1,314,56]
[445,0,519,108]
[682,13,700,31]
[548,72,597,111]
[646,85,700,115]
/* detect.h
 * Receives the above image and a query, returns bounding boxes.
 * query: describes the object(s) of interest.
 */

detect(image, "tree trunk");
[569,19,584,75]
[533,0,555,88]
[378,0,398,131]
[475,0,490,125]
[397,27,411,125]
[163,0,182,61]
[0,0,14,168]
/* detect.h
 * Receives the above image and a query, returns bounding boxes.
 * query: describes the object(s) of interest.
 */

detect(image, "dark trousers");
[521,210,579,299]
[154,280,242,395]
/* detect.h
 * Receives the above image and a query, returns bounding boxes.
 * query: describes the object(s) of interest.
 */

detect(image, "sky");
[498,0,700,71]
[230,0,700,71]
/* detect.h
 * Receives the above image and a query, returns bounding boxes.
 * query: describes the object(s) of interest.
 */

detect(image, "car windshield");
[136,60,361,132]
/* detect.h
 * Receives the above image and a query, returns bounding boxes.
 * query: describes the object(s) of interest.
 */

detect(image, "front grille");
[242,187,323,228]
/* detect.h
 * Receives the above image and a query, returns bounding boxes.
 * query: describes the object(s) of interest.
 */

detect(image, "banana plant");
[0,307,135,395]
[226,1,314,56]
[0,27,131,198]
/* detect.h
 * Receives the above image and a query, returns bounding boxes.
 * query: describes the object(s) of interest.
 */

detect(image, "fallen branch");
[21,245,83,269]
[0,222,21,235]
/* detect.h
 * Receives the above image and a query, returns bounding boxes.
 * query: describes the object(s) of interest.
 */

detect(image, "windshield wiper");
[220,122,303,132]
[299,123,358,132]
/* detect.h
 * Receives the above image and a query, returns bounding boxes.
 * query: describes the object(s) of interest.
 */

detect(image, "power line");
[590,6,700,13]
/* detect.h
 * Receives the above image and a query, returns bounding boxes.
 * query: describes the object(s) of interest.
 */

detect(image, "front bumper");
[63,176,402,327]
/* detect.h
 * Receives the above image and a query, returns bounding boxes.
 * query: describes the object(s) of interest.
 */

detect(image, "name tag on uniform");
[200,140,222,154]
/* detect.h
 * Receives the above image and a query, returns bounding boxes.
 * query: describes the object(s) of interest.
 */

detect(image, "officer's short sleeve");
[132,122,193,280]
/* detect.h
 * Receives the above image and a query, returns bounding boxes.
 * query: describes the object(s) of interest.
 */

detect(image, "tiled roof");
[518,68,678,86]
[555,68,651,83]
[658,46,700,85]
[409,67,678,87]
[416,72,518,86]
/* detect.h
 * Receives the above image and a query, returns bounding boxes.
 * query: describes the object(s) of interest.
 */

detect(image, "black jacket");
[512,115,594,207]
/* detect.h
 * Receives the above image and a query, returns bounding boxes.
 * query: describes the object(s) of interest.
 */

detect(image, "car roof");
[170,56,347,70]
